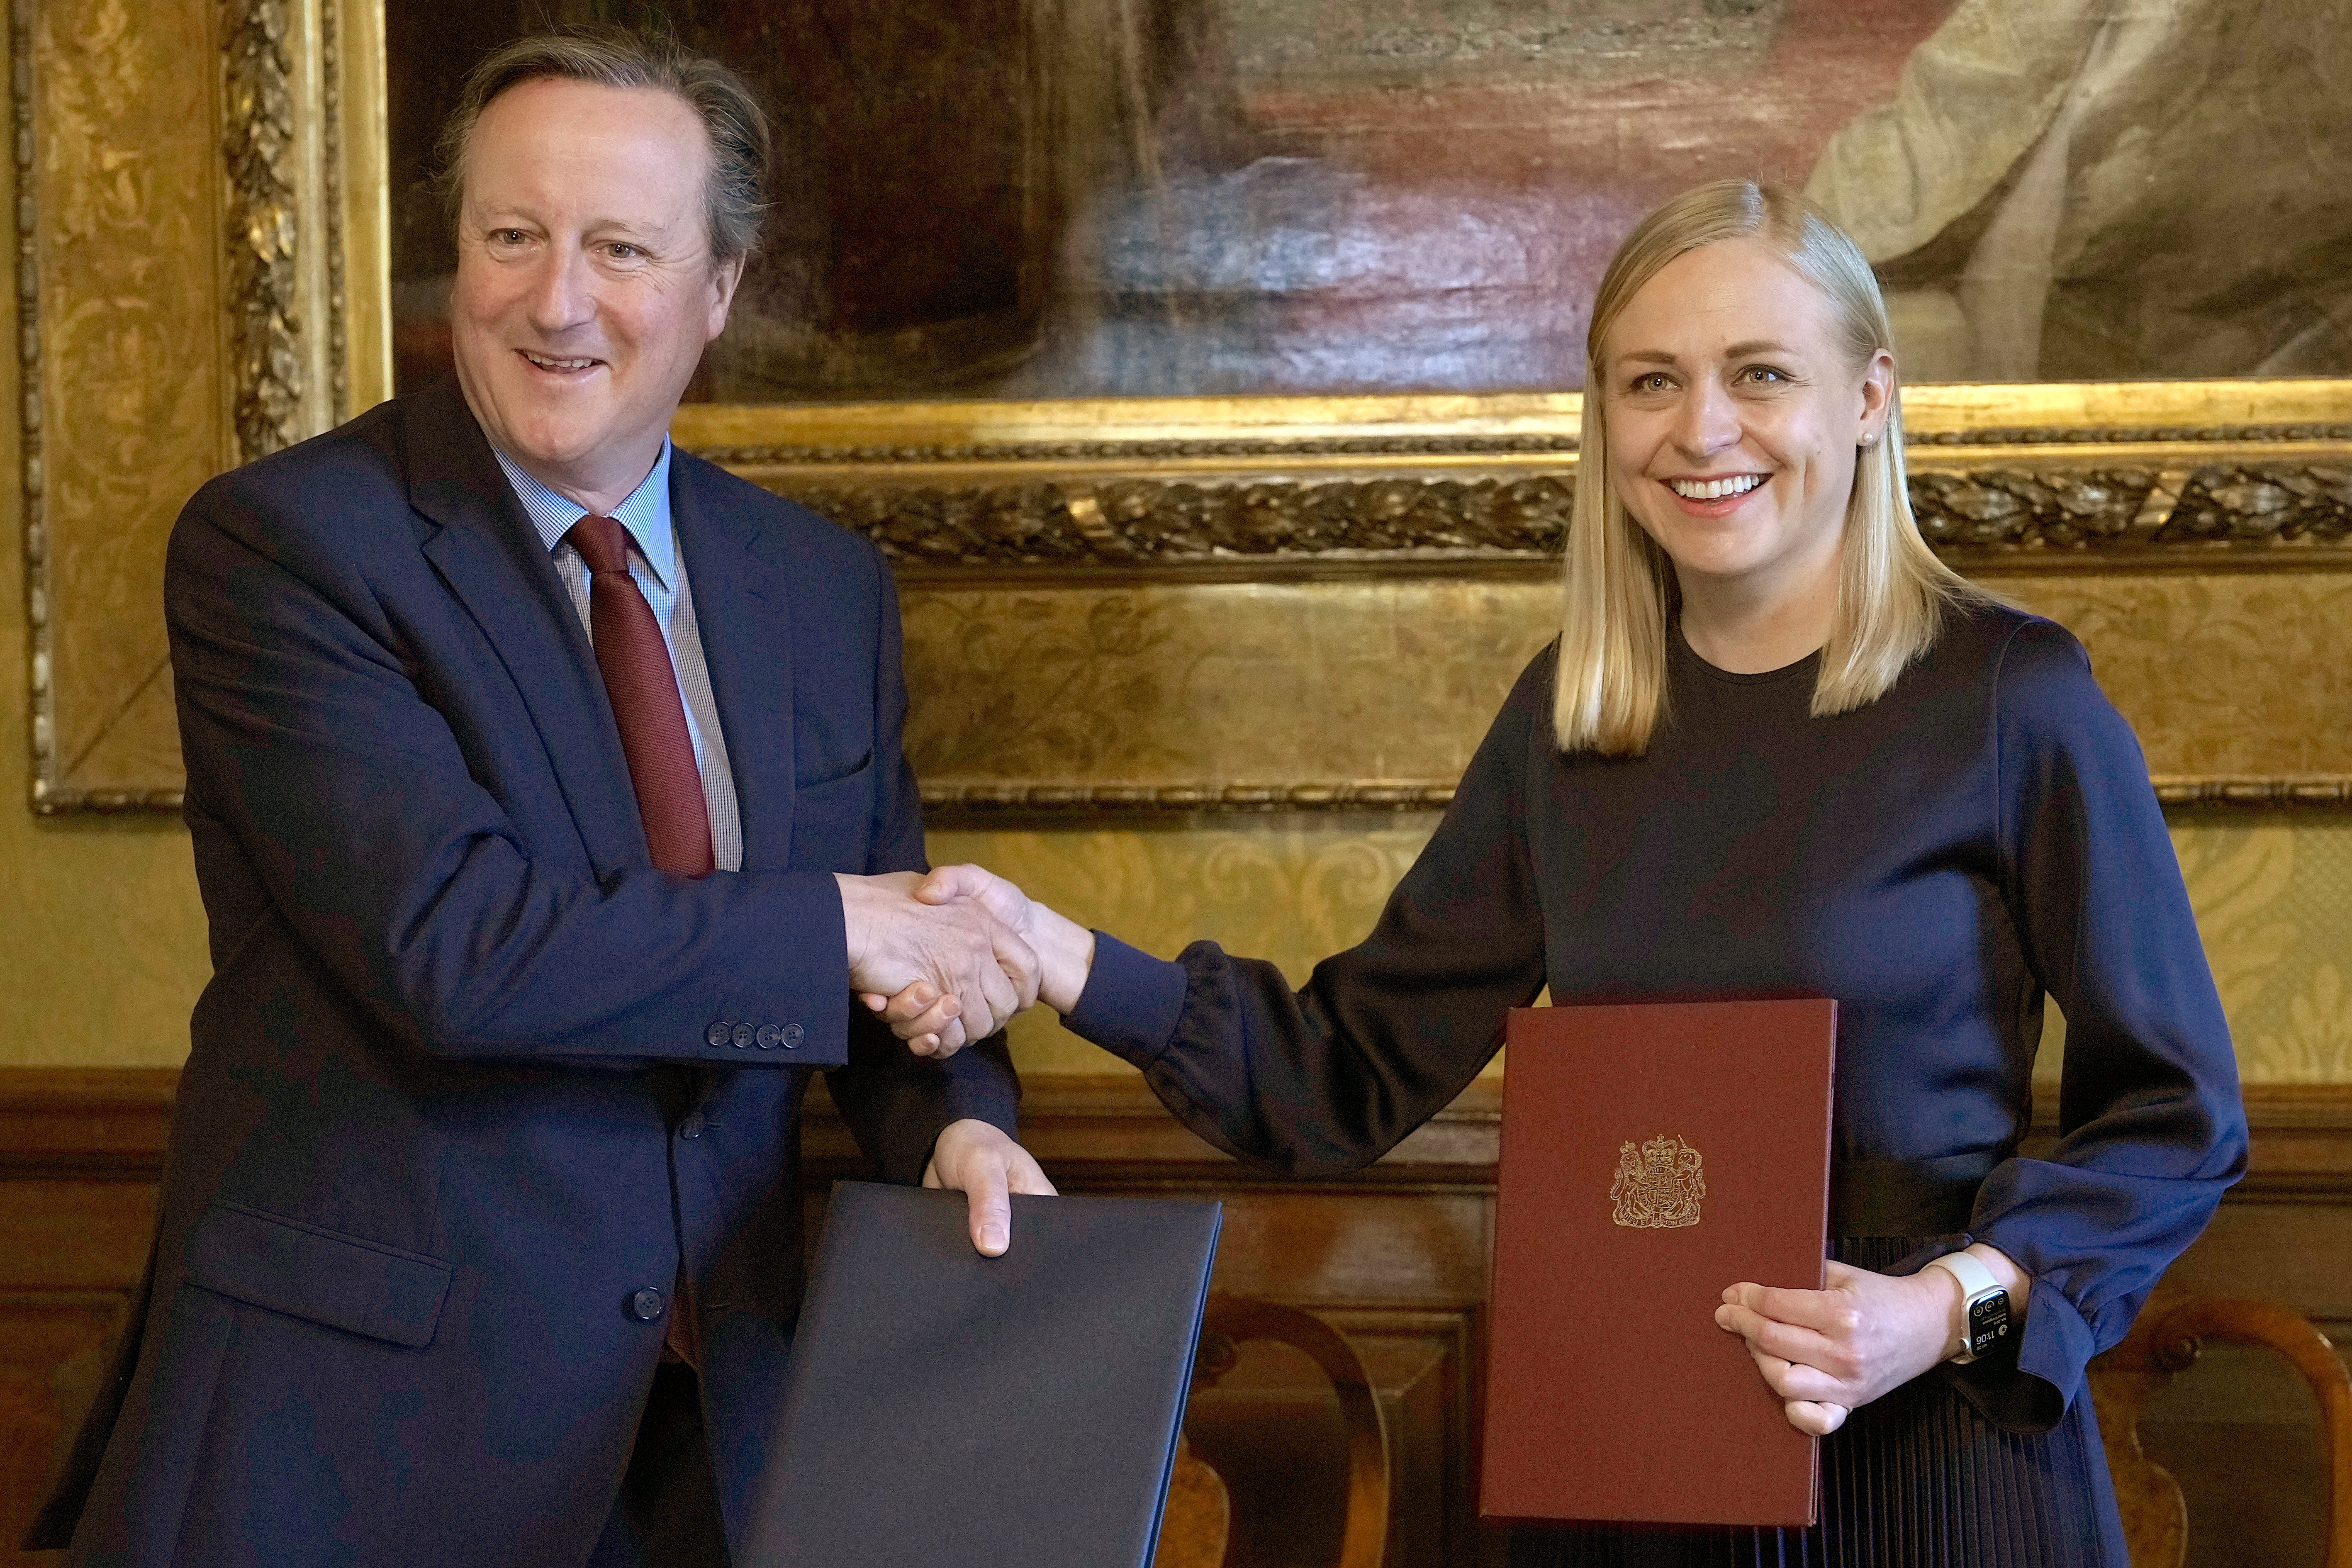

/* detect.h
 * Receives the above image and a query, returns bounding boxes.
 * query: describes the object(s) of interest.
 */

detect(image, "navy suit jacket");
[37,380,1020,1566]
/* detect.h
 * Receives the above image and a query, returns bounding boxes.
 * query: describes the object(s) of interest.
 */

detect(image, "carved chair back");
[1152,1294,1391,1568]
[2088,1290,2352,1568]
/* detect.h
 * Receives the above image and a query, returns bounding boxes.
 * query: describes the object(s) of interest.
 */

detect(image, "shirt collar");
[493,441,677,591]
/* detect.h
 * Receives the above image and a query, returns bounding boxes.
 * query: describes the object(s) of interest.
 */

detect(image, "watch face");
[1966,1291,2011,1351]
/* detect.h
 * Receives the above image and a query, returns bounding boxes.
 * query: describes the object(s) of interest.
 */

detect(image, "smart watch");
[1923,1249,2010,1364]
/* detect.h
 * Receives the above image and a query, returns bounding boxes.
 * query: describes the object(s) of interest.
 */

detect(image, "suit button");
[679,1112,706,1140]
[731,1023,754,1048]
[628,1287,667,1322]
[704,1022,729,1048]
[781,1023,804,1048]
[755,1024,780,1049]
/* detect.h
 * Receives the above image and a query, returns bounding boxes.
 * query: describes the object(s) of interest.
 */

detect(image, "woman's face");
[1599,238,1892,602]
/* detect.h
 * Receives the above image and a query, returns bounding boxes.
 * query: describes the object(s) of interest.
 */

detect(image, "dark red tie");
[566,515,714,879]
[569,516,715,1369]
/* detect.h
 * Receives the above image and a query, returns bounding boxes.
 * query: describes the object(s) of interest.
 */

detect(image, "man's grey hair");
[436,25,771,265]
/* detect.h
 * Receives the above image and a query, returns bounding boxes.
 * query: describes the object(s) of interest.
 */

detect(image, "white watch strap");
[1925,1249,1999,1301]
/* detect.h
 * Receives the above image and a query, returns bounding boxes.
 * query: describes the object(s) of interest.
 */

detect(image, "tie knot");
[567,514,631,575]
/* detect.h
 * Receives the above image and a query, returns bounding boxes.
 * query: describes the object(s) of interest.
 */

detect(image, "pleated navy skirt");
[1505,1237,2129,1568]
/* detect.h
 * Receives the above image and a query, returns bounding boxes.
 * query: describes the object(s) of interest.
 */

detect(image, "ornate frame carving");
[673,384,2352,573]
[676,387,2352,816]
[15,2,2350,813]
[17,0,387,813]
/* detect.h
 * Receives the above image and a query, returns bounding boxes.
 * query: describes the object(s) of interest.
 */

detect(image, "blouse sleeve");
[1962,618,2249,1428]
[1063,655,1556,1176]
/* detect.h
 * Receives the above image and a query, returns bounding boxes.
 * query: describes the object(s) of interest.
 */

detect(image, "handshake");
[835,866,1096,1055]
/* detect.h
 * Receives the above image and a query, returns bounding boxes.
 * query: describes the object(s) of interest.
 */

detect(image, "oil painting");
[19,0,2352,816]
[386,0,2352,398]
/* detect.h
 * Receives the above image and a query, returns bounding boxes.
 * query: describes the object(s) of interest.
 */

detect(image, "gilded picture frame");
[17,0,2352,816]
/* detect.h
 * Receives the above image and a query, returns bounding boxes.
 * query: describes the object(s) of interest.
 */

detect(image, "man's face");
[450,76,743,506]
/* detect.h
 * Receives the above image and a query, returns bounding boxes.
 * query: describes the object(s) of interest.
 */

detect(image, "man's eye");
[491,229,528,246]
[607,244,643,260]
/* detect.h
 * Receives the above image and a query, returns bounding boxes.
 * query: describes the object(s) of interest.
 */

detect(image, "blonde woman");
[884,182,2246,1565]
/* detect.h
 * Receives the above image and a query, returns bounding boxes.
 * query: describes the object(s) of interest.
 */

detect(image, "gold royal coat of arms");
[1609,1134,1706,1229]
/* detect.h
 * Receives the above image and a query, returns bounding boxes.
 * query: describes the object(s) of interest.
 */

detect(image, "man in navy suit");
[33,27,1049,1568]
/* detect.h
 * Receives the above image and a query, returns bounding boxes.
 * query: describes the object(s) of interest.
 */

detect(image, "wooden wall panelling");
[2166,1084,2352,1364]
[2149,1087,2352,1565]
[1320,1307,1486,1568]
[1103,1190,1490,1566]
[0,1069,172,1566]
[3,1069,2347,1567]
[0,1294,129,1568]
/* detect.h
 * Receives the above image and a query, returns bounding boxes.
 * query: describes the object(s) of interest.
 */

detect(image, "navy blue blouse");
[1066,604,2247,1425]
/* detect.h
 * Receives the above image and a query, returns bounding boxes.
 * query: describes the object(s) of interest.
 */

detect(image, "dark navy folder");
[739,1181,1223,1567]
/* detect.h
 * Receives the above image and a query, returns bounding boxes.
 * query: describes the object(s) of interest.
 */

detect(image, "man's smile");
[517,348,603,373]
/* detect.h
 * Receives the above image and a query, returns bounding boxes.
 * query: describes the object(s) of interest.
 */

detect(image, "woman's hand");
[859,865,1096,1051]
[1716,1249,2026,1435]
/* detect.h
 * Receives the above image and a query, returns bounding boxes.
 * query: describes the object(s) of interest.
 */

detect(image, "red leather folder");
[1481,999,1837,1527]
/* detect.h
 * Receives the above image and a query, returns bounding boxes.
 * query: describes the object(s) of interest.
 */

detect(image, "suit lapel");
[671,454,797,873]
[403,381,648,877]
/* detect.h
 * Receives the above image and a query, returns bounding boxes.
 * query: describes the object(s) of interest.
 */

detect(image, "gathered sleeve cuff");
[1066,933,1189,1069]
[1896,1230,2096,1435]
[1978,1266,2099,1432]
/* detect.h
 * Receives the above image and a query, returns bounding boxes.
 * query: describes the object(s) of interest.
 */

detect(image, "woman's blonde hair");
[1553,179,1989,756]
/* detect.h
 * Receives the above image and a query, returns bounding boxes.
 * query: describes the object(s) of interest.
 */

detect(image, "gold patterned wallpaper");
[901,578,1543,796]
[2175,821,2352,1083]
[0,4,2344,1090]
[906,562,2352,1083]
[28,0,229,799]
[4,521,2348,1077]
[899,566,2352,811]
[930,816,2352,1086]
[15,538,2346,1077]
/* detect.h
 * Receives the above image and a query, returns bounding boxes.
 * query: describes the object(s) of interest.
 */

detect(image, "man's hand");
[923,1118,1058,1256]
[836,872,1040,1057]
[858,865,1096,1052]
[1713,1246,2031,1434]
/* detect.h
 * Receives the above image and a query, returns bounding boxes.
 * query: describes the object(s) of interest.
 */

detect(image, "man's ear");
[706,253,747,340]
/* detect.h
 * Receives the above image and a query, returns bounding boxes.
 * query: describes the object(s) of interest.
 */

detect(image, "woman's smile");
[1660,472,1772,516]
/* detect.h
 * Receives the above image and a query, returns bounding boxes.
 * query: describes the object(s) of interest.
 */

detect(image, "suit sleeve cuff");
[938,1033,1021,1138]
[1064,933,1187,1069]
